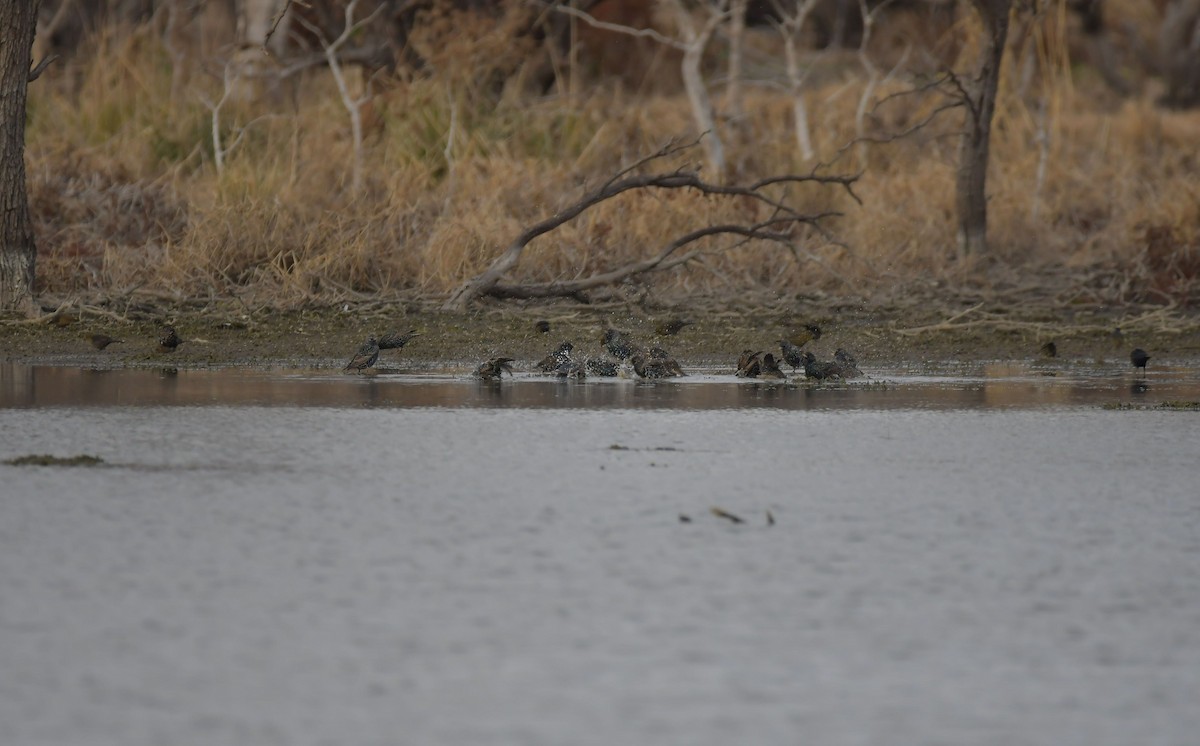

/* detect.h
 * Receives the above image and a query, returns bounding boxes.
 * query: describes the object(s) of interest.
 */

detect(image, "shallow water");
[2,363,1199,746]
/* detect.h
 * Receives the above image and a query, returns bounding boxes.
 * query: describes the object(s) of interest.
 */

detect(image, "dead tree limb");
[442,142,858,309]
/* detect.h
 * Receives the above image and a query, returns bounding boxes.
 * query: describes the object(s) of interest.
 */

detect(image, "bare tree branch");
[28,54,59,82]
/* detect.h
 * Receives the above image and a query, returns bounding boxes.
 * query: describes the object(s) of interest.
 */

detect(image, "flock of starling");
[82,320,1157,381]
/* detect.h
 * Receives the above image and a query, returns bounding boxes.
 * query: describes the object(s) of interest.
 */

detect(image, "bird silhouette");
[786,323,822,348]
[800,351,842,380]
[585,358,619,377]
[158,325,182,353]
[758,352,787,379]
[778,339,806,370]
[90,334,123,350]
[554,360,587,379]
[378,329,420,350]
[476,357,515,380]
[655,318,693,336]
[344,337,380,371]
[834,348,863,378]
[631,349,684,379]
[1130,348,1150,373]
[536,341,574,373]
[534,320,551,334]
[601,328,635,359]
[1040,341,1057,358]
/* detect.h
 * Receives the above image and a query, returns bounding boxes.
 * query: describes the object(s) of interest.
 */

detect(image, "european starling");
[1130,348,1150,373]
[536,341,574,373]
[378,329,420,350]
[631,350,684,379]
[344,337,380,371]
[158,325,182,353]
[534,320,551,334]
[786,323,822,348]
[648,346,686,376]
[1040,341,1057,358]
[601,328,635,359]
[476,357,515,380]
[585,358,619,377]
[834,348,863,378]
[655,318,693,336]
[736,349,763,378]
[800,351,842,380]
[778,339,805,370]
[759,352,787,379]
[90,334,123,350]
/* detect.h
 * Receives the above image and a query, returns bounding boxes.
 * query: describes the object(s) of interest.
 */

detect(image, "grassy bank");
[20,1,1200,317]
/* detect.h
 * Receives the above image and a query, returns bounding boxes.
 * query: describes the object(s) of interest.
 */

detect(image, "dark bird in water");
[534,320,551,334]
[800,351,842,381]
[158,325,183,353]
[585,358,619,377]
[344,337,380,371]
[736,349,763,378]
[1130,348,1150,373]
[778,339,806,370]
[1040,341,1057,358]
[536,341,574,373]
[786,323,822,348]
[554,360,587,380]
[655,318,693,336]
[90,334,123,350]
[834,348,863,379]
[758,353,787,379]
[378,329,420,350]
[631,349,685,379]
[601,328,635,359]
[476,357,515,380]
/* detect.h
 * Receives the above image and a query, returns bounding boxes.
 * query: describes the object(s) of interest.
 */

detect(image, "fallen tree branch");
[442,142,859,309]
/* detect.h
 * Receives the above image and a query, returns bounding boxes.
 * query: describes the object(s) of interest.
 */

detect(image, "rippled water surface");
[2,363,1199,746]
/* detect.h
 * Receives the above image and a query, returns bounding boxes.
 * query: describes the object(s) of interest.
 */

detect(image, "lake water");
[2,363,1199,745]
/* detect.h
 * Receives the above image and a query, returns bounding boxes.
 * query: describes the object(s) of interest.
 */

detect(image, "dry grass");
[23,3,1200,312]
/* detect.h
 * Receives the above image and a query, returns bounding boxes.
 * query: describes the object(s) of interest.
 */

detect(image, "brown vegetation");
[20,0,1200,318]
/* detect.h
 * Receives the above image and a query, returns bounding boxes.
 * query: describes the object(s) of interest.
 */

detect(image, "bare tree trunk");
[955,0,1011,258]
[1,0,41,315]
[727,0,747,122]
[1158,0,1200,109]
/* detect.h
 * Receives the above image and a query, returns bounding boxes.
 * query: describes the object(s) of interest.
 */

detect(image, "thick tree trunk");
[1,0,41,315]
[955,0,1011,258]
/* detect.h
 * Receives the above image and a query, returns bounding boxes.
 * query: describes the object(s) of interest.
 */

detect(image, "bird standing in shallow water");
[1130,348,1150,373]
[90,334,123,350]
[158,326,182,353]
[585,358,619,377]
[778,339,806,370]
[344,337,380,372]
[834,348,863,378]
[476,357,515,380]
[1040,341,1057,358]
[758,353,787,379]
[736,350,763,378]
[536,341,574,373]
[800,351,842,380]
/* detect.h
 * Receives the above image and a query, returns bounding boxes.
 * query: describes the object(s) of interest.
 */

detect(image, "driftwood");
[442,140,859,310]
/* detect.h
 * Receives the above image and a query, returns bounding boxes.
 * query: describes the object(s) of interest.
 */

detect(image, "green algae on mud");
[2,302,1199,370]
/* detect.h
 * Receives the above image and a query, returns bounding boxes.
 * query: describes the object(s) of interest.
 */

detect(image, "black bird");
[344,336,380,371]
[378,329,420,350]
[585,358,619,377]
[655,318,693,336]
[534,320,551,334]
[736,349,763,378]
[536,341,574,373]
[476,357,515,380]
[834,348,863,379]
[647,347,685,376]
[759,353,787,379]
[601,328,635,359]
[800,351,842,381]
[778,339,806,370]
[158,325,182,353]
[90,333,123,350]
[1130,348,1150,373]
[1040,341,1057,358]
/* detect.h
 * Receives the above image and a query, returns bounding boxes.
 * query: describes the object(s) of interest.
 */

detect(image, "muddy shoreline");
[3,303,1198,371]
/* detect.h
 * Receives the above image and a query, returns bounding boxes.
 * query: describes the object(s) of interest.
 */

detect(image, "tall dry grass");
[24,1,1200,310]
